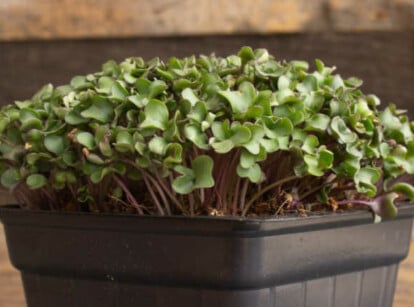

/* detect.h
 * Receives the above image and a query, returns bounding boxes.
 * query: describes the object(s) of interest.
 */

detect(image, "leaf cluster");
[0,47,413,218]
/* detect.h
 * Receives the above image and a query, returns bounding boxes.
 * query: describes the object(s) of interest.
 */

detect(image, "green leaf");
[211,120,230,140]
[302,135,319,154]
[303,147,333,176]
[354,167,381,197]
[114,131,134,153]
[148,136,167,155]
[255,62,284,78]
[276,88,296,104]
[273,101,305,125]
[172,164,195,194]
[136,78,151,94]
[81,97,113,123]
[21,117,42,131]
[211,139,234,153]
[296,75,317,93]
[318,147,334,169]
[164,143,183,164]
[379,107,401,131]
[25,152,51,165]
[305,113,331,132]
[70,76,93,90]
[332,75,345,90]
[182,88,199,106]
[90,167,113,184]
[277,75,291,90]
[218,81,256,114]
[254,48,270,63]
[237,163,262,183]
[85,153,105,165]
[102,60,120,76]
[230,125,251,145]
[192,155,215,189]
[5,126,23,145]
[19,108,42,131]
[148,80,168,99]
[315,59,324,73]
[62,151,77,166]
[44,135,66,155]
[303,92,325,112]
[187,101,207,123]
[263,117,293,139]
[128,94,146,108]
[345,77,363,88]
[55,171,77,184]
[1,168,20,188]
[240,149,256,168]
[370,193,398,219]
[304,154,324,176]
[290,60,309,71]
[76,132,95,149]
[237,46,255,65]
[292,129,307,145]
[242,124,265,154]
[330,116,357,144]
[172,175,194,194]
[123,72,137,84]
[111,81,128,101]
[317,186,330,204]
[65,110,88,125]
[32,83,54,101]
[260,138,279,153]
[174,165,194,177]
[334,157,360,177]
[140,99,169,130]
[390,183,414,200]
[184,124,208,149]
[97,76,114,94]
[26,174,47,189]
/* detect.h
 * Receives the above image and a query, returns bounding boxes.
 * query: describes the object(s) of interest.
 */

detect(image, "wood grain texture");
[0,224,413,306]
[0,33,412,112]
[0,0,413,41]
[0,224,25,307]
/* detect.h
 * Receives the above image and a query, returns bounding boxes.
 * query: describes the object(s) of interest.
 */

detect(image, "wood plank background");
[1,33,412,111]
[0,0,413,41]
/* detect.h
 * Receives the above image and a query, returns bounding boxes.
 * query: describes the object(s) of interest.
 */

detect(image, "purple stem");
[113,176,144,215]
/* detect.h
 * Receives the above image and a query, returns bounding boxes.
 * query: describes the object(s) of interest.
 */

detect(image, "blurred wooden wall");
[0,0,412,107]
[0,0,413,41]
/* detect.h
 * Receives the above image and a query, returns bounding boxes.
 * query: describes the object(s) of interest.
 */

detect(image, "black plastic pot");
[1,204,413,307]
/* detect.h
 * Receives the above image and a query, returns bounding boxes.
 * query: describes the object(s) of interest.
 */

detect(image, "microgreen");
[0,47,413,218]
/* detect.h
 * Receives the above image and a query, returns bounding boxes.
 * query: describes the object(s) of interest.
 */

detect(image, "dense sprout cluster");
[0,47,413,217]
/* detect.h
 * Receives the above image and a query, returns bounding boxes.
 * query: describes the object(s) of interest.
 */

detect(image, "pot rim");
[1,203,413,237]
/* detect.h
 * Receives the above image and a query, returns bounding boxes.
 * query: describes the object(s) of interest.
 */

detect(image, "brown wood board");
[0,0,413,41]
[0,33,412,112]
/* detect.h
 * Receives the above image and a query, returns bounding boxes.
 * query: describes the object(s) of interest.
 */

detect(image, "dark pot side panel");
[2,214,413,289]
[21,264,398,307]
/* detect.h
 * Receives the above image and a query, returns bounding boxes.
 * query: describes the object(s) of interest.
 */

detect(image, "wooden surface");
[0,224,25,307]
[0,224,413,306]
[0,0,413,41]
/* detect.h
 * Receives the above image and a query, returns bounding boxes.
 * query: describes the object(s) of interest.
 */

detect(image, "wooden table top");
[1,225,413,306]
